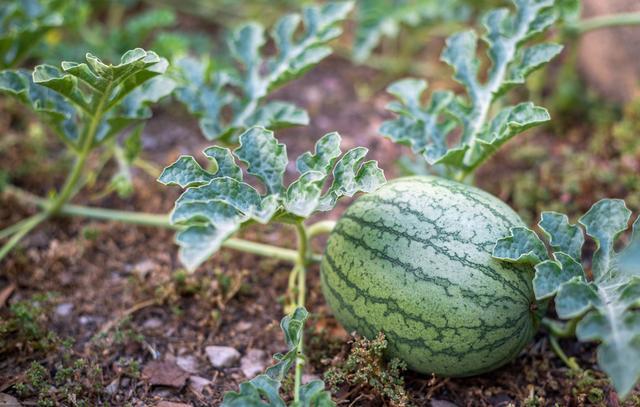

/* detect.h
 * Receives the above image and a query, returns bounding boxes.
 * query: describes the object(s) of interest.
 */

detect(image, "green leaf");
[380,0,562,180]
[284,171,325,218]
[318,148,385,211]
[539,212,584,260]
[493,199,640,398]
[173,2,352,141]
[493,226,548,264]
[0,0,65,68]
[619,216,640,276]
[176,223,241,272]
[203,146,243,181]
[579,199,631,281]
[533,253,584,299]
[221,307,334,407]
[235,127,288,195]
[296,132,342,175]
[576,307,640,398]
[158,156,215,188]
[0,69,79,146]
[3,49,171,150]
[161,127,385,271]
[380,79,455,166]
[221,375,285,407]
[296,380,336,407]
[555,279,600,319]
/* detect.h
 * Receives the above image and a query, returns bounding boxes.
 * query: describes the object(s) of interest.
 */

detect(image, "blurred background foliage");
[3,0,640,222]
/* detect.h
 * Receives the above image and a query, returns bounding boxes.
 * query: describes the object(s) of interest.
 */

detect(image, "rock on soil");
[188,375,211,393]
[142,360,190,388]
[240,349,268,379]
[205,345,241,368]
[156,402,192,407]
[0,393,21,406]
[175,355,199,373]
[54,302,73,317]
[431,400,459,407]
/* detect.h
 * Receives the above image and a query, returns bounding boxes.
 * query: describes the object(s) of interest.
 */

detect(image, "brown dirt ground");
[1,48,639,407]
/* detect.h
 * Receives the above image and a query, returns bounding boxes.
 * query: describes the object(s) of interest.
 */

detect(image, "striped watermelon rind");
[321,176,537,377]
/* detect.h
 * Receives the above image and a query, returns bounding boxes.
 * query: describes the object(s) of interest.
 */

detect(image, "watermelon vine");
[159,126,384,402]
[172,2,353,142]
[379,0,563,182]
[493,199,640,398]
[0,48,174,261]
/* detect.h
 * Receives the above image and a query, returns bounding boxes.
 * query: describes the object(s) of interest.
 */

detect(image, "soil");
[1,32,639,407]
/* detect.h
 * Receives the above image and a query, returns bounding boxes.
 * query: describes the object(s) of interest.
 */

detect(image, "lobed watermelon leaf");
[221,307,335,407]
[0,0,66,69]
[173,2,353,142]
[159,126,385,271]
[380,0,563,181]
[0,48,175,150]
[493,199,640,398]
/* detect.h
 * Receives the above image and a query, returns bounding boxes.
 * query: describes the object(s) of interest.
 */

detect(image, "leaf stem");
[307,220,336,239]
[575,12,640,34]
[293,222,309,403]
[0,212,49,261]
[49,83,113,215]
[542,317,578,338]
[549,335,581,371]
[3,185,319,264]
[0,217,35,240]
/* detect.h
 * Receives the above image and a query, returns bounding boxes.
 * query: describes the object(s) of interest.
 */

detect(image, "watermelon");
[320,176,537,377]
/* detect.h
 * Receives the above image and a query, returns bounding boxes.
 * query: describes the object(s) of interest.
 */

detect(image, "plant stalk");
[49,83,112,215]
[293,222,309,403]
[575,12,640,34]
[549,335,580,371]
[3,185,319,264]
[0,212,48,260]
[542,317,578,338]
[307,220,336,239]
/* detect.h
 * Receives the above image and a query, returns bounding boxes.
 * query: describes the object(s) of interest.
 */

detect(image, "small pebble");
[55,303,74,317]
[104,378,120,395]
[188,375,211,392]
[156,402,191,407]
[143,318,163,329]
[240,349,267,378]
[176,355,199,373]
[235,321,252,332]
[0,393,22,406]
[431,400,459,407]
[206,346,240,368]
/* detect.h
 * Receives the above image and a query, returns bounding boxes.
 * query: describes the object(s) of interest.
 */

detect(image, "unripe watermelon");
[320,176,537,377]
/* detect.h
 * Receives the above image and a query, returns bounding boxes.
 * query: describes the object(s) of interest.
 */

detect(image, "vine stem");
[549,335,581,371]
[0,83,112,262]
[542,317,581,371]
[542,317,578,338]
[0,212,48,260]
[2,184,321,264]
[307,220,336,239]
[575,12,640,34]
[293,222,309,404]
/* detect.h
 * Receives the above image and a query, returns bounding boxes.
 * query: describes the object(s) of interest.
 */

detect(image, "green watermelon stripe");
[322,255,532,368]
[334,218,531,304]
[324,252,530,342]
[407,176,517,224]
[351,194,536,293]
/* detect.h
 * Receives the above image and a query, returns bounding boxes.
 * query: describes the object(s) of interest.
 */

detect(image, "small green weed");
[325,332,411,407]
